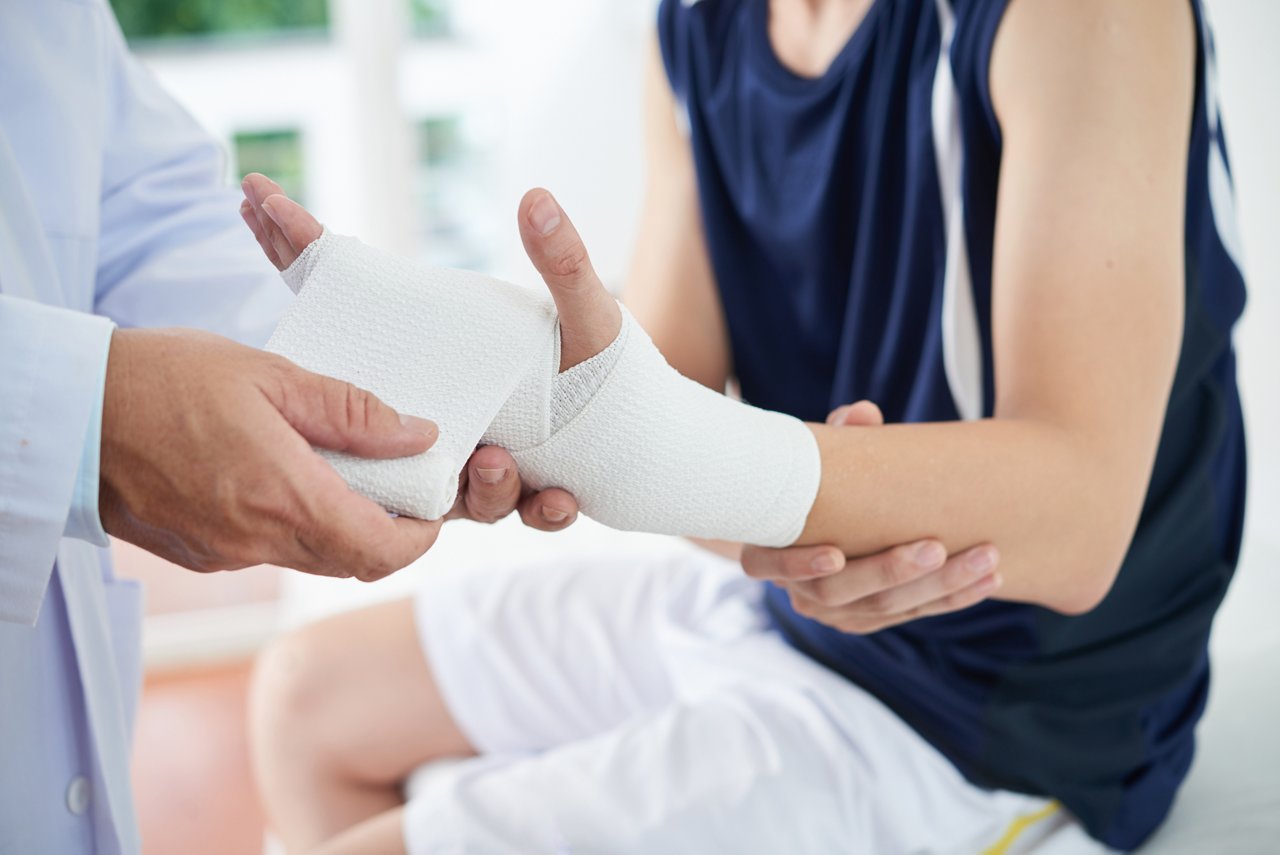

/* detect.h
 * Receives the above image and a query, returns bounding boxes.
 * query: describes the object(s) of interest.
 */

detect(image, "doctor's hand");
[99,329,443,582]
[240,172,582,533]
[740,401,1003,634]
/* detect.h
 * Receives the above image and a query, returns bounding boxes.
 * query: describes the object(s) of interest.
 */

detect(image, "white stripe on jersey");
[931,0,984,421]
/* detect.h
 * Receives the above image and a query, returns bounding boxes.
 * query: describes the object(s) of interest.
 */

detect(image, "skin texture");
[250,0,1197,849]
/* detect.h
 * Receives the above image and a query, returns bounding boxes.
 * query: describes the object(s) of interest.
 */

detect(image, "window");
[232,129,306,204]
[409,0,452,37]
[416,115,492,270]
[109,0,329,43]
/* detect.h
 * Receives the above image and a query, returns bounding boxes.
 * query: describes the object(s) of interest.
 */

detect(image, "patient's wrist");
[267,232,821,545]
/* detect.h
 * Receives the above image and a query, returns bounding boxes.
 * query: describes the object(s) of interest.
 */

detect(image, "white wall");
[1201,0,1280,657]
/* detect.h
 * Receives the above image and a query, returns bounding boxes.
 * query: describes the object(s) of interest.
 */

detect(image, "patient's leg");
[249,598,470,853]
[241,174,822,548]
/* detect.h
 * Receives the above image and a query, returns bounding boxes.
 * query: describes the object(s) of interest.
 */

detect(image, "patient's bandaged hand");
[266,231,821,547]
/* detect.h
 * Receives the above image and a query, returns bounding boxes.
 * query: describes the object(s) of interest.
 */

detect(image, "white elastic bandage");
[510,307,821,545]
[267,231,557,521]
[266,231,821,546]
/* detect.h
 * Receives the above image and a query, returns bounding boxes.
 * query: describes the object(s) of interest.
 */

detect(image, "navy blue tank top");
[658,0,1247,848]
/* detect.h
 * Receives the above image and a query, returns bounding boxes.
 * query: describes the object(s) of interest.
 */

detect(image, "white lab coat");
[0,2,288,851]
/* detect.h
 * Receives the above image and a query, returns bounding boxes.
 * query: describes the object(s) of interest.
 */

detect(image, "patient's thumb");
[518,188,622,370]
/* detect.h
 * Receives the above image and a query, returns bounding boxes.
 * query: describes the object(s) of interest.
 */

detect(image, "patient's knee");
[250,623,346,768]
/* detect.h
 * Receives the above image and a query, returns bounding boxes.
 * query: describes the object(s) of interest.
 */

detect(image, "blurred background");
[105,0,1278,852]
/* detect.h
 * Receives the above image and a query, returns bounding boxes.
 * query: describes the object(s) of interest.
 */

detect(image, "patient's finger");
[741,543,846,582]
[798,571,1001,635]
[828,400,884,427]
[262,194,324,264]
[793,543,997,616]
[517,188,622,371]
[518,487,578,532]
[788,540,947,607]
[452,445,521,524]
[241,199,283,269]
[242,173,295,265]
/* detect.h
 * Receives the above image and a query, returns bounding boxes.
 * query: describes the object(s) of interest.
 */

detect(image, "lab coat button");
[66,776,91,815]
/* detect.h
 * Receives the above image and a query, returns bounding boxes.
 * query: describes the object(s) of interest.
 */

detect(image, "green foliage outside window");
[419,117,462,168]
[109,0,329,42]
[416,115,489,270]
[233,130,306,204]
[409,0,451,37]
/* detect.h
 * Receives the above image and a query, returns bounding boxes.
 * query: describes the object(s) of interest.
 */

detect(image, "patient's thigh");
[412,545,748,754]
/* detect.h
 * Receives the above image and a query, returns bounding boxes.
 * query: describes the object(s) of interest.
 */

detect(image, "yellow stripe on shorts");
[980,801,1062,855]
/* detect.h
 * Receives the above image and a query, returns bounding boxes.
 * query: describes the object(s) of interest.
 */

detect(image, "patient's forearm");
[799,419,1147,614]
[266,230,1141,610]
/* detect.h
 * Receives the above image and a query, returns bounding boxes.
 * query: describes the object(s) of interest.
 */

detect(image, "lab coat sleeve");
[0,296,114,625]
[93,11,290,347]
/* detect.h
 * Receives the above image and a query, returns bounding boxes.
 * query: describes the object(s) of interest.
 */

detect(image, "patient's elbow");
[1050,577,1113,616]
[1044,548,1127,616]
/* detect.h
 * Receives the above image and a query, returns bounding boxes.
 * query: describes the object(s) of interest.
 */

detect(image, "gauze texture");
[510,307,821,546]
[266,231,822,545]
[266,231,557,520]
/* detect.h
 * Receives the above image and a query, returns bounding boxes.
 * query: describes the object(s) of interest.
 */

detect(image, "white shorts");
[406,545,1107,855]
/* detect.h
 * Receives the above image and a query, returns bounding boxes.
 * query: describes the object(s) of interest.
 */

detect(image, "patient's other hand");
[741,401,1002,634]
[239,173,580,532]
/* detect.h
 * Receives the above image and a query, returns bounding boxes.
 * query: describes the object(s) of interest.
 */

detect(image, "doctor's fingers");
[291,467,442,582]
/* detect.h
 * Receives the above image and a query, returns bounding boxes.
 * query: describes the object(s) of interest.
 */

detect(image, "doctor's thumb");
[518,188,622,371]
[274,368,438,460]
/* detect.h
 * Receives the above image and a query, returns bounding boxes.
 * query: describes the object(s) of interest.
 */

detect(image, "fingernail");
[812,551,843,575]
[979,572,1003,592]
[541,506,569,523]
[475,467,507,485]
[398,413,437,439]
[914,541,946,569]
[241,177,257,203]
[528,193,561,236]
[261,197,281,226]
[966,547,997,576]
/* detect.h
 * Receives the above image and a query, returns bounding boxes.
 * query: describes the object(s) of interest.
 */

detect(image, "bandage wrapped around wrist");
[265,231,821,547]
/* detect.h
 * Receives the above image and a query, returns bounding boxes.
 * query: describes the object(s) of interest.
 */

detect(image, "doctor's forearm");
[795,418,1153,615]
